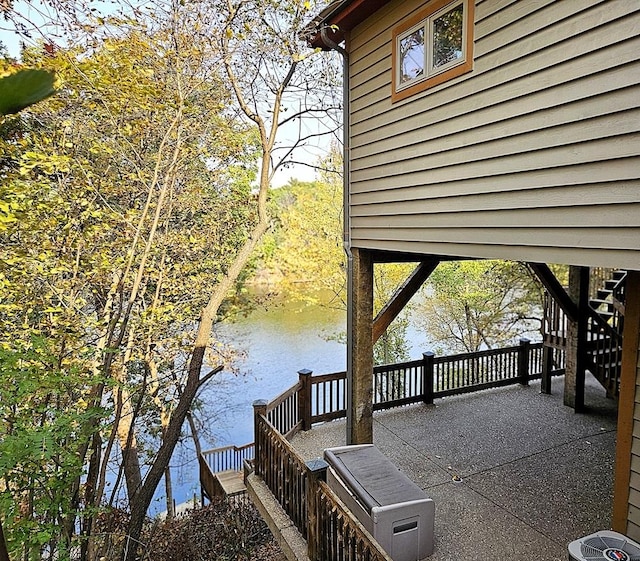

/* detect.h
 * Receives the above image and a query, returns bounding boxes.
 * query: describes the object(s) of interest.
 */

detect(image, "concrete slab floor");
[290,374,618,560]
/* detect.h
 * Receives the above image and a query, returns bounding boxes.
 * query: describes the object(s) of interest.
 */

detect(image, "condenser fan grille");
[569,531,640,561]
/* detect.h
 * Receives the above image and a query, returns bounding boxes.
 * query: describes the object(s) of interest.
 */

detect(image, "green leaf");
[0,69,57,115]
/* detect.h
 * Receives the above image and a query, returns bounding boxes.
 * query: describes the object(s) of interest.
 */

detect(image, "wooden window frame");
[392,0,474,103]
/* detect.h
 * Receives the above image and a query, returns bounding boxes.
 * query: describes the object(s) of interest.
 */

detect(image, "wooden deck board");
[216,470,246,496]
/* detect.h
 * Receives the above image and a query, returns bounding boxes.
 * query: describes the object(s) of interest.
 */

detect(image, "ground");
[140,498,286,560]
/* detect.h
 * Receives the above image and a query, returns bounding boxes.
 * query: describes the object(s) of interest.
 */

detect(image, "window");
[392,0,474,102]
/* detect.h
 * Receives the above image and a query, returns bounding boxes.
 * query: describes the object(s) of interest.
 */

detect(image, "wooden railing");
[199,453,218,501]
[253,403,392,561]
[311,479,391,561]
[201,443,254,473]
[253,411,308,538]
[308,370,346,424]
[211,341,558,561]
[302,340,552,429]
[433,340,541,396]
[544,292,568,349]
[608,270,627,336]
[199,443,254,501]
[266,379,303,438]
[201,341,557,477]
[542,270,626,396]
[587,309,623,397]
[373,358,424,409]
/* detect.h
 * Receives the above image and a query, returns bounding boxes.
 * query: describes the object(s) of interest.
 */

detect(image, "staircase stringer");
[542,269,627,398]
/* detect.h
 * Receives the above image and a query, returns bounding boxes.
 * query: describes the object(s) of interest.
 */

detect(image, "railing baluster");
[241,344,558,561]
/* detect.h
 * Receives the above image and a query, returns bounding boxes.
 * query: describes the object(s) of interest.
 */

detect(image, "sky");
[1,1,77,57]
[1,1,330,188]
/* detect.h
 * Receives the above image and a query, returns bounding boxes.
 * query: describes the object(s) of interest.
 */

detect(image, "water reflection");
[155,294,346,513]
[211,295,347,445]
[157,291,429,513]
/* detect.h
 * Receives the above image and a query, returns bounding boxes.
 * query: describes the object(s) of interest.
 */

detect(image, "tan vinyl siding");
[629,331,640,540]
[630,521,640,543]
[346,0,640,268]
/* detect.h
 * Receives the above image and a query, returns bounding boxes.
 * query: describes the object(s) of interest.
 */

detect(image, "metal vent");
[569,531,640,561]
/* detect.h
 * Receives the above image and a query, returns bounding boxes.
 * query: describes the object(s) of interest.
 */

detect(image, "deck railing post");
[423,352,435,404]
[518,338,531,386]
[305,458,328,561]
[253,399,268,476]
[298,368,313,431]
[541,345,553,394]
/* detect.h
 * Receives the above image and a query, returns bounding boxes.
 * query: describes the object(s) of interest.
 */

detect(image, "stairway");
[542,269,627,398]
[199,443,254,504]
[585,270,626,397]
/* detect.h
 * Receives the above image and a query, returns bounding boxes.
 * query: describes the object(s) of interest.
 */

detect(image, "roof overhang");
[304,0,393,50]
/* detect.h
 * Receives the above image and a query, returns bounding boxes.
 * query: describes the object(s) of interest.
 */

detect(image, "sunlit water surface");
[150,292,429,515]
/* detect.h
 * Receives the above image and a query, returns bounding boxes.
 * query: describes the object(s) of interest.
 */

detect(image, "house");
[304,0,640,543]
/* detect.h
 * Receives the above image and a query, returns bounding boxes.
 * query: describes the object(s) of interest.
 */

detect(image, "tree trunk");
[164,466,174,520]
[115,384,143,504]
[0,515,9,561]
[124,149,270,560]
[123,8,292,552]
[80,431,101,561]
[124,355,221,560]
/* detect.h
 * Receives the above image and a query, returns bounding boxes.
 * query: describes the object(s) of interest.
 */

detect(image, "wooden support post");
[613,271,640,535]
[518,338,531,386]
[306,458,329,561]
[564,266,589,412]
[423,352,435,404]
[298,369,313,431]
[541,345,553,394]
[252,399,268,477]
[347,248,374,445]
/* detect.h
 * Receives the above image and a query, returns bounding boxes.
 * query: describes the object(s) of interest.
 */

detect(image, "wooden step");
[597,288,613,300]
[590,298,613,310]
[595,310,614,319]
[604,279,619,291]
[215,470,246,497]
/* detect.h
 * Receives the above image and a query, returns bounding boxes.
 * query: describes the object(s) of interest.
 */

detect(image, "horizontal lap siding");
[347,0,640,268]
[629,305,640,539]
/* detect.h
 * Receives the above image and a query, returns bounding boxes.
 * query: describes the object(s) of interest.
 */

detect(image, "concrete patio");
[289,374,618,560]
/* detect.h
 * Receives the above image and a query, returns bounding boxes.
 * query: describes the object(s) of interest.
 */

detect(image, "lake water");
[154,293,430,513]
[209,297,348,446]
[153,295,346,512]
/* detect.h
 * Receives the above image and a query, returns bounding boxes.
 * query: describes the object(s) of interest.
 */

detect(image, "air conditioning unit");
[568,530,640,561]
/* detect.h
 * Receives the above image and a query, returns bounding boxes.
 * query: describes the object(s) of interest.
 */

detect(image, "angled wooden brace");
[372,258,440,344]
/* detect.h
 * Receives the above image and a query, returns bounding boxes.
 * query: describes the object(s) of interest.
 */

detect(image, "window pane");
[432,4,464,69]
[399,27,425,84]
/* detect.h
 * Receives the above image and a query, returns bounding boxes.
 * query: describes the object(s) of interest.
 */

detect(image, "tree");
[1,8,258,559]
[2,0,341,557]
[260,148,415,365]
[263,176,345,306]
[417,260,544,354]
[0,339,95,559]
